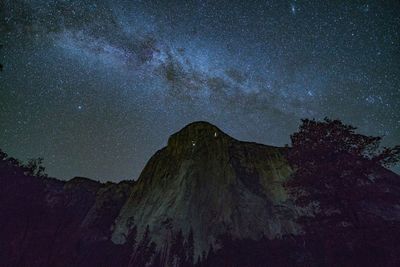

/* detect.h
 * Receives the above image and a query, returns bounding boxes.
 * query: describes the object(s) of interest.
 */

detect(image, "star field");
[0,0,399,181]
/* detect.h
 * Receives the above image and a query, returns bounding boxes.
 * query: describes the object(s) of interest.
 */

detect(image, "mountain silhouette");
[1,121,399,266]
[112,121,298,254]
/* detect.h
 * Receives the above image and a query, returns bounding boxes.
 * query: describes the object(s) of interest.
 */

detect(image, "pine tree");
[168,229,185,267]
[129,225,155,267]
[184,228,194,267]
[149,251,161,267]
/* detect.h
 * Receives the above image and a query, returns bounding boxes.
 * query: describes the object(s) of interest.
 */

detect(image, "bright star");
[291,3,296,15]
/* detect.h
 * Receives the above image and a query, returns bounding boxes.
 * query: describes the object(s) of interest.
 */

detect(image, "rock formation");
[111,121,298,254]
[1,121,399,266]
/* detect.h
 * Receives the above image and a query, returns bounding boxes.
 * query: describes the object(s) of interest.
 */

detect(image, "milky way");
[1,0,399,181]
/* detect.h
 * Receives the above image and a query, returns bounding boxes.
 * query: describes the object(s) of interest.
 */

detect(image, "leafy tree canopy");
[286,118,400,225]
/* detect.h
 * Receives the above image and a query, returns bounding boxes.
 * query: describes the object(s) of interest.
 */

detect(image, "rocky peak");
[111,122,297,253]
[166,121,234,158]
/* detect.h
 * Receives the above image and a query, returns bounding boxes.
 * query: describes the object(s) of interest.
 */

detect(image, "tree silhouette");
[0,148,49,178]
[184,228,194,266]
[123,225,137,263]
[24,157,47,177]
[168,229,185,266]
[0,148,8,161]
[129,225,156,267]
[149,251,162,267]
[286,118,400,227]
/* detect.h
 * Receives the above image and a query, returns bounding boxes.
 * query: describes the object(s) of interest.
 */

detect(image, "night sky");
[1,0,399,181]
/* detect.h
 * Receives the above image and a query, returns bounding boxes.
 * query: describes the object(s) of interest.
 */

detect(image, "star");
[0,0,398,180]
[291,3,296,15]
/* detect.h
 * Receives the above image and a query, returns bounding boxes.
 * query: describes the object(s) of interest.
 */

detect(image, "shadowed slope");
[111,121,297,254]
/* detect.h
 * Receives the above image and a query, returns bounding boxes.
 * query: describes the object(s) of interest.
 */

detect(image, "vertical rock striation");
[111,121,298,254]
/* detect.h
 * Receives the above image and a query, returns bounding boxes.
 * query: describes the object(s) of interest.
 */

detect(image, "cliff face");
[0,162,133,267]
[111,122,298,253]
[1,121,400,266]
